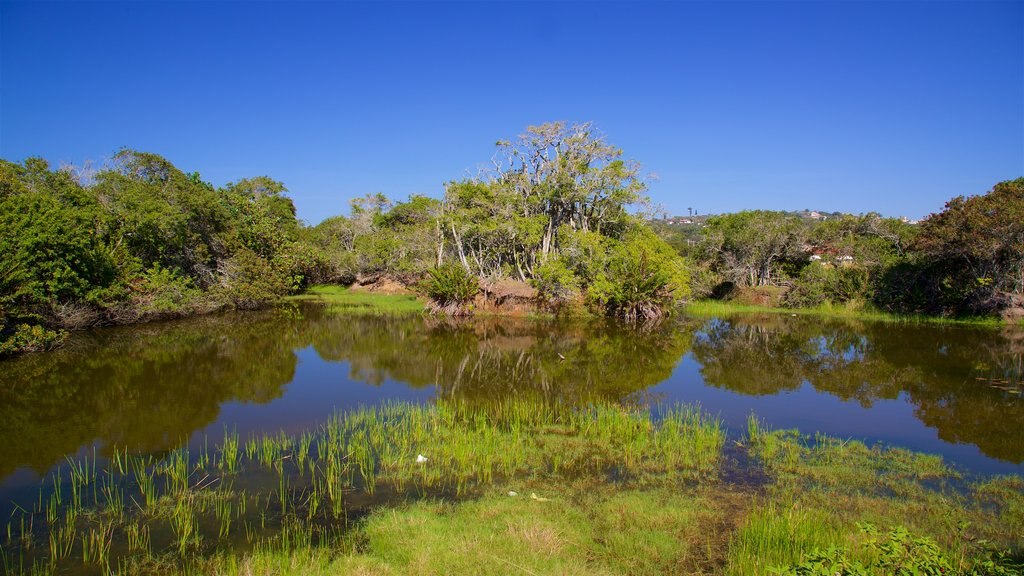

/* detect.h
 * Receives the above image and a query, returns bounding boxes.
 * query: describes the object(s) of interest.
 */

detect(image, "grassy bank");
[684,300,1006,327]
[2,401,1020,575]
[285,285,426,315]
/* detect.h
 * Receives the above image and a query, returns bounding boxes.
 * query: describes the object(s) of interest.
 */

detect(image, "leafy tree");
[698,210,807,287]
[439,122,648,280]
[1,152,308,353]
[910,178,1024,314]
[0,159,116,315]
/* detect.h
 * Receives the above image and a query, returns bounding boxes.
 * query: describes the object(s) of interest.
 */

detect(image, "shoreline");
[1,400,1019,575]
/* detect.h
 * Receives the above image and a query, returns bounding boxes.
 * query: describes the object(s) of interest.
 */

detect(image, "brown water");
[1,303,1021,509]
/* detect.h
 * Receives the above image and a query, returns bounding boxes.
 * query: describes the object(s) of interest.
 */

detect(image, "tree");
[588,225,691,321]
[698,211,806,287]
[910,178,1024,314]
[440,122,648,280]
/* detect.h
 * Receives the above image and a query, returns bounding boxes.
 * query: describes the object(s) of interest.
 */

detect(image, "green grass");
[684,300,1004,326]
[3,403,1020,575]
[286,285,425,315]
[728,418,1023,575]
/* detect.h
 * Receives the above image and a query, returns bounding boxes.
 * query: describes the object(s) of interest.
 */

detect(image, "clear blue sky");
[2,1,1022,224]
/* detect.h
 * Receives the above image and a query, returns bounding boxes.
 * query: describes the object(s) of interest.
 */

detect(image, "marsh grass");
[0,400,724,574]
[286,285,425,315]
[731,419,1022,575]
[685,300,1004,326]
[3,404,1020,575]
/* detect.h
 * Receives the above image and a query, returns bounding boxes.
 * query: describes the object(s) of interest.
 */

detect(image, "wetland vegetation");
[1,399,1021,575]
[4,123,1022,356]
[1,304,1022,574]
[2,122,1022,574]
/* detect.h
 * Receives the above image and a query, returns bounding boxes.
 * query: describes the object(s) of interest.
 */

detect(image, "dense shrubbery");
[1,123,695,355]
[667,179,1023,318]
[589,228,691,321]
[0,152,312,355]
[7,123,1014,355]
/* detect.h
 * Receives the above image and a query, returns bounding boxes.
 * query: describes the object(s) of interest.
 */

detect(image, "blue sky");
[2,1,1021,224]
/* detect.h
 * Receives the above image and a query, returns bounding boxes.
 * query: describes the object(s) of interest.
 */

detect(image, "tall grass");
[0,399,725,573]
[6,401,1017,575]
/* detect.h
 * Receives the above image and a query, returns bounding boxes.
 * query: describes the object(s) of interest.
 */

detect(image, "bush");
[588,228,691,322]
[0,323,66,356]
[786,263,871,308]
[129,264,205,319]
[423,263,478,316]
[214,249,292,310]
[774,523,1020,576]
[531,258,581,307]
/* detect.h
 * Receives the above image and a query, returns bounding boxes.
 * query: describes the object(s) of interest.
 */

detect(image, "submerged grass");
[285,285,425,315]
[2,403,1020,575]
[684,300,1005,326]
[728,417,1023,575]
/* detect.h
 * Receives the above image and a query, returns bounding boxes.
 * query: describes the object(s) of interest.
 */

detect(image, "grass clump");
[423,264,479,316]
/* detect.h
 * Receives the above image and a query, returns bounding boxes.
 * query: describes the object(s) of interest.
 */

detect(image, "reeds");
[1,399,726,574]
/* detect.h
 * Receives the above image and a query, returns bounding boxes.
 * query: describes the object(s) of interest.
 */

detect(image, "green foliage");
[785,263,871,308]
[116,264,205,322]
[0,160,115,308]
[0,153,303,348]
[424,263,479,315]
[214,249,293,310]
[303,194,440,283]
[774,523,1021,576]
[589,226,691,321]
[907,178,1024,315]
[699,210,806,288]
[531,257,581,305]
[674,189,1024,319]
[0,323,66,356]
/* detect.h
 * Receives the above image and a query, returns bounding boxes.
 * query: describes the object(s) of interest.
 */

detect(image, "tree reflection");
[2,304,1021,484]
[0,310,303,477]
[298,308,697,404]
[690,315,1024,462]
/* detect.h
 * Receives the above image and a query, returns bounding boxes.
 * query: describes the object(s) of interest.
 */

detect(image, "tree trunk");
[451,224,470,272]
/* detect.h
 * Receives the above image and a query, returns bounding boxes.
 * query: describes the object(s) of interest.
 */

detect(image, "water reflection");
[690,314,1024,464]
[0,305,1021,492]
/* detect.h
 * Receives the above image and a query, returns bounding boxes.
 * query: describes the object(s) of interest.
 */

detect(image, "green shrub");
[423,263,478,315]
[773,524,1020,576]
[786,263,871,308]
[588,228,691,321]
[131,264,204,317]
[215,249,292,310]
[0,323,66,356]
[531,258,581,306]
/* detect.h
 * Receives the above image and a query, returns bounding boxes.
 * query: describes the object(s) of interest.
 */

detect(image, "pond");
[2,302,1022,513]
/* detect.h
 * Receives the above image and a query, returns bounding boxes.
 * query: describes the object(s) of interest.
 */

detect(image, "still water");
[1,303,1022,506]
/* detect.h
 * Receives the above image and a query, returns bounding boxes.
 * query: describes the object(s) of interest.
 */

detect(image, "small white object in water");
[416,454,428,463]
[508,491,518,497]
